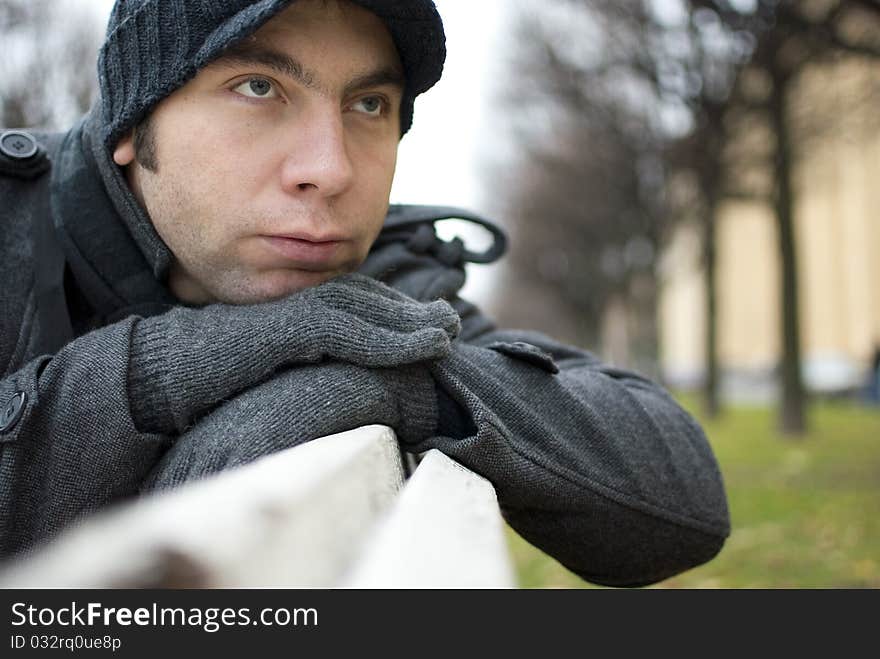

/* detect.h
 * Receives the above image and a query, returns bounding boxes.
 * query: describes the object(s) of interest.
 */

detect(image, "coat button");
[0,391,27,433]
[0,131,39,160]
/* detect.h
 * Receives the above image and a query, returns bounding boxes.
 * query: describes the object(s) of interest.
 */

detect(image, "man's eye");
[232,77,279,99]
[351,96,385,116]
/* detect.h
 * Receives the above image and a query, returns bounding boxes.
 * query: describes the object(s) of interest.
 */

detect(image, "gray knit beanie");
[97,0,446,150]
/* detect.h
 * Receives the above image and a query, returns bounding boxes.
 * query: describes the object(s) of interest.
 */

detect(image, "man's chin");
[220,269,350,305]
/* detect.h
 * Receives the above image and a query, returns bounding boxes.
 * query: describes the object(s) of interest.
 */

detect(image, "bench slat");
[0,425,404,588]
[342,449,516,588]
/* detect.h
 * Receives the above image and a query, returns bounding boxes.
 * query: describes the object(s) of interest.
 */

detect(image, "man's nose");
[279,110,354,197]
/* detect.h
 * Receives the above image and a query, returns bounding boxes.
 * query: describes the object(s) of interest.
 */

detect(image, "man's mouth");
[260,234,345,265]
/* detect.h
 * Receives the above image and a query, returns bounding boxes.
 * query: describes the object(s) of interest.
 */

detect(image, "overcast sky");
[84,0,510,304]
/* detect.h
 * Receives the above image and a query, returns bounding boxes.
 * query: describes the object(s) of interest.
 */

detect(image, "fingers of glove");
[320,319,454,367]
[373,326,453,365]
[318,272,417,304]
[422,299,461,339]
[305,276,418,317]
[305,278,460,336]
[346,294,460,338]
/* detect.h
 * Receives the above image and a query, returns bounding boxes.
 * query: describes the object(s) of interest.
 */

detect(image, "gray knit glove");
[143,360,437,491]
[127,273,460,436]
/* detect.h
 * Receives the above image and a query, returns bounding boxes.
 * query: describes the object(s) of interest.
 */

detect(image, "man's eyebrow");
[215,42,318,90]
[344,69,406,97]
[214,42,405,97]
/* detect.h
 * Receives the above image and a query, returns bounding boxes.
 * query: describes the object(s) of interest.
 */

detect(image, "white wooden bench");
[0,425,516,588]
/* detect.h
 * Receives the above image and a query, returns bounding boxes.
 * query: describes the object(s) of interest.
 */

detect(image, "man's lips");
[260,234,345,264]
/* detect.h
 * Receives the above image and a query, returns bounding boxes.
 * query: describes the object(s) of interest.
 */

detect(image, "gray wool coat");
[0,112,730,587]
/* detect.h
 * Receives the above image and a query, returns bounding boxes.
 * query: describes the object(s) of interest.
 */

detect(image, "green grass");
[506,395,880,588]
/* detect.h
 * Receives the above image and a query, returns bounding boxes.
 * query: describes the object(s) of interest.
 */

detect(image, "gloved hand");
[127,273,459,436]
[142,360,438,491]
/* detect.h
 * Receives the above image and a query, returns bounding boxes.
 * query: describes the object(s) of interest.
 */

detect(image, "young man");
[0,0,730,587]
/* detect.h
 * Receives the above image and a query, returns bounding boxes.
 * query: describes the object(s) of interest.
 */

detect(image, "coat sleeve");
[408,297,731,588]
[0,316,170,556]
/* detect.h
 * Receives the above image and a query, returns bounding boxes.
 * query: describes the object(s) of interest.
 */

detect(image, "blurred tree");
[492,0,756,381]
[664,4,755,420]
[692,0,880,435]
[494,0,880,436]
[0,0,102,129]
[491,0,684,377]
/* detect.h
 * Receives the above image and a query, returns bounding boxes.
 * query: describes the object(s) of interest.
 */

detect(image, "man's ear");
[113,132,136,166]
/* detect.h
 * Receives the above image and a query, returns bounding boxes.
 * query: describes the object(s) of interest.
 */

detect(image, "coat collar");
[49,111,175,318]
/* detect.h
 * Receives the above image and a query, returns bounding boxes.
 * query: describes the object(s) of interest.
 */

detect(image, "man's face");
[114,0,405,305]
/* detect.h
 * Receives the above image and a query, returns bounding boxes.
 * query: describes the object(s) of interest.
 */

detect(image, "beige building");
[659,59,880,398]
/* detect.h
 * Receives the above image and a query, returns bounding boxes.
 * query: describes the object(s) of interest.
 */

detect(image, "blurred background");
[2,0,878,587]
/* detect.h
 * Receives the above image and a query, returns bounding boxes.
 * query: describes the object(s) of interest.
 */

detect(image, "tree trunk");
[697,104,726,420]
[770,71,807,436]
[702,195,721,418]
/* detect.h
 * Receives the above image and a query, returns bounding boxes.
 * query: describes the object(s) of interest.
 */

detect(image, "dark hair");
[133,114,158,172]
